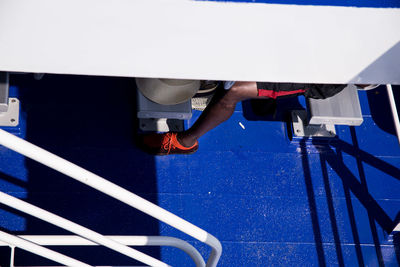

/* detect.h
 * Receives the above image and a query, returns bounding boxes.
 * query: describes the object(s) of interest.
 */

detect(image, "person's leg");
[177,81,258,147]
[140,81,264,155]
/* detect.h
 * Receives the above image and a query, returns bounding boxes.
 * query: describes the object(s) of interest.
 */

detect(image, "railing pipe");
[0,129,222,267]
[0,235,206,267]
[10,245,15,267]
[0,192,168,267]
[386,84,400,145]
[0,231,92,267]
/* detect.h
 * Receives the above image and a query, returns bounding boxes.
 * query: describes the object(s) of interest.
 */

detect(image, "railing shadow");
[298,125,399,267]
[394,232,400,265]
[242,91,400,266]
[299,139,327,267]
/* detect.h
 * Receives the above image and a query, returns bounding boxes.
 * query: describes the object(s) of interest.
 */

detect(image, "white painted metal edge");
[0,0,399,84]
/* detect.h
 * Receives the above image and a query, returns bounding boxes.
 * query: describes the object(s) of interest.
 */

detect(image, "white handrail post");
[387,84,400,145]
[9,245,15,267]
[205,235,222,267]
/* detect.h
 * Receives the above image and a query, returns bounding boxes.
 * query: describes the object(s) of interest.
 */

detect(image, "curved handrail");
[0,235,206,267]
[0,129,222,266]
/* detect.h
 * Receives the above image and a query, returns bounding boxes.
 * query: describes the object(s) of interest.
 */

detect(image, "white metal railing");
[0,129,221,266]
[386,84,400,145]
[0,235,206,266]
[0,192,168,267]
[0,230,92,267]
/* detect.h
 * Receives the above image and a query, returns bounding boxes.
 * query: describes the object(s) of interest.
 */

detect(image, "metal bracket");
[0,98,20,127]
[291,110,336,138]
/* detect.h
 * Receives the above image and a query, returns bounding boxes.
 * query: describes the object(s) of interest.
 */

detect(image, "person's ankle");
[177,133,197,148]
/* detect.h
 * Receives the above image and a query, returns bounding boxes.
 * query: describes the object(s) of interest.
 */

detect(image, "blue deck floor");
[0,74,399,266]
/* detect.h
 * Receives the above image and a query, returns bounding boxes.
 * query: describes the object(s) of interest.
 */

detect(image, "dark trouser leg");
[178,81,259,147]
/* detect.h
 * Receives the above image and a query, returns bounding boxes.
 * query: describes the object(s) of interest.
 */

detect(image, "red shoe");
[140,132,198,155]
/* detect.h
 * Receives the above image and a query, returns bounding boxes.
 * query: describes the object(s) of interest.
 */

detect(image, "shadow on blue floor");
[1,76,400,266]
[298,129,400,267]
[0,74,160,266]
[239,86,400,266]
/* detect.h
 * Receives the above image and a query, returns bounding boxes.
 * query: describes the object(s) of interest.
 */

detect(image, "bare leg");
[178,81,259,147]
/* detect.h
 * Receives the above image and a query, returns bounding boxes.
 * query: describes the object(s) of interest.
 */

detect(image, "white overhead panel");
[0,0,399,84]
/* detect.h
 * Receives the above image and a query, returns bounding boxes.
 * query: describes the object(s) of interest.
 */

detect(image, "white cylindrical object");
[0,231,92,267]
[0,192,168,267]
[387,84,400,145]
[136,78,200,105]
[10,245,15,267]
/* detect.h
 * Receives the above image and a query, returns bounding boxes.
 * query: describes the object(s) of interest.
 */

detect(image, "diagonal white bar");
[0,231,92,267]
[386,84,400,145]
[0,192,169,267]
[0,129,221,267]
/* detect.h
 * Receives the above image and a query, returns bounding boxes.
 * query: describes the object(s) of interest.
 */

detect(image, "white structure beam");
[0,0,399,84]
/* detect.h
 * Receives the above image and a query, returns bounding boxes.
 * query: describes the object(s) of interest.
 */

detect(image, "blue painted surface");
[0,75,399,266]
[197,0,400,8]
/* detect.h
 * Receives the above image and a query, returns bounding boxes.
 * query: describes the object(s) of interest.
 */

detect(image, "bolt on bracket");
[291,110,336,138]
